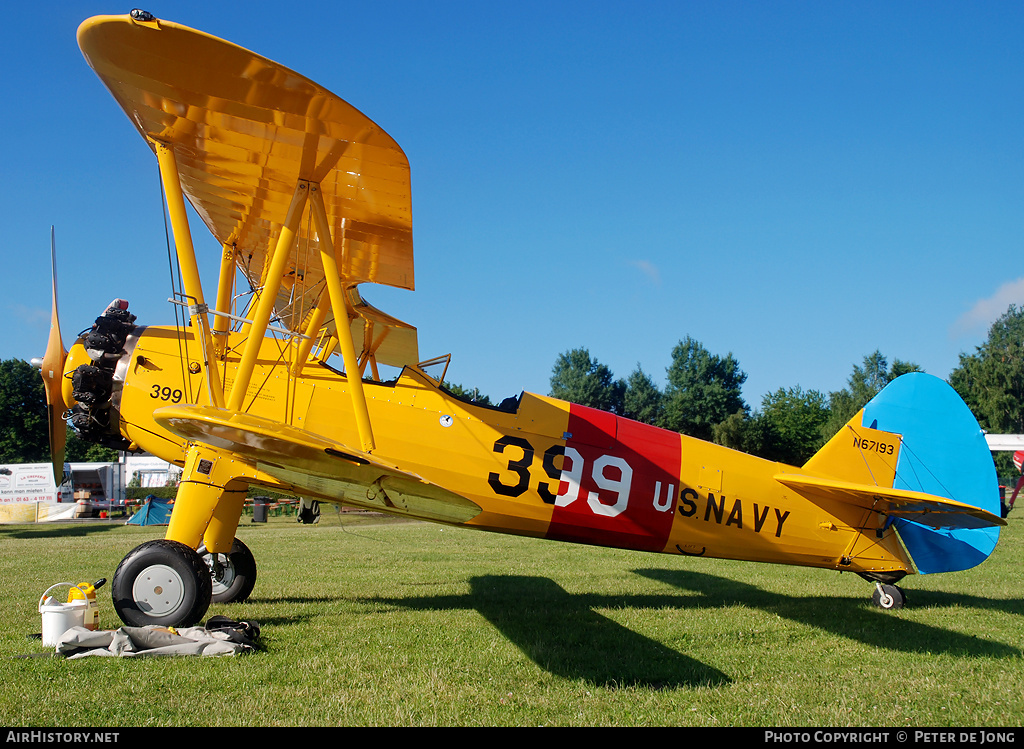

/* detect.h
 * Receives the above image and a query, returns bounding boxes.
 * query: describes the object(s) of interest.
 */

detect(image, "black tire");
[198,537,257,604]
[112,540,212,627]
[872,584,906,610]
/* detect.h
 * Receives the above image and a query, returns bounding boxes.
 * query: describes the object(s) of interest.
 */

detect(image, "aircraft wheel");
[872,583,906,610]
[112,540,212,627]
[199,537,257,604]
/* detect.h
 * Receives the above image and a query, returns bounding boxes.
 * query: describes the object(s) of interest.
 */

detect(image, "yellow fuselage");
[67,324,914,581]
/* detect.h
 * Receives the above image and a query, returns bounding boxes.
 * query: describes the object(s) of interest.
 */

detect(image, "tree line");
[0,305,1021,477]
[539,304,1024,474]
[544,339,917,467]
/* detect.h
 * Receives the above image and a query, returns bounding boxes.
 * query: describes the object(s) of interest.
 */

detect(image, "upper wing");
[78,13,416,362]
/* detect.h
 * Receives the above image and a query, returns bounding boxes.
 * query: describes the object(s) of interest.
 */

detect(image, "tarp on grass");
[55,617,261,658]
[126,495,172,526]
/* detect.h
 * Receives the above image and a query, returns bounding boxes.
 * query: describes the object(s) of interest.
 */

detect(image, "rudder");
[860,373,1000,574]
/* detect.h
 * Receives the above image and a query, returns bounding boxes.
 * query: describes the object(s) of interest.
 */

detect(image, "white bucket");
[38,583,88,647]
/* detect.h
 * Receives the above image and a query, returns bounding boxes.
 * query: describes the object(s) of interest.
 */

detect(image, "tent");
[126,495,173,526]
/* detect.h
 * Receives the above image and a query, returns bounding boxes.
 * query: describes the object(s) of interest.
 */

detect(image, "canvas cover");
[55,617,260,658]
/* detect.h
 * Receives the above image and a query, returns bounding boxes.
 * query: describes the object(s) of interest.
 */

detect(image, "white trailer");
[69,461,127,516]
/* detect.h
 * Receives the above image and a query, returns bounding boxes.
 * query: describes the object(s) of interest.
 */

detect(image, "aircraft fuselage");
[65,320,914,582]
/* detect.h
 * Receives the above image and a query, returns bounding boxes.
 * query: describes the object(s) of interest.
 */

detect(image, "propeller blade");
[40,227,68,486]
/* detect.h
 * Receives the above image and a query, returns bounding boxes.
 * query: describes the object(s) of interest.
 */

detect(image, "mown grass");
[1,509,1023,727]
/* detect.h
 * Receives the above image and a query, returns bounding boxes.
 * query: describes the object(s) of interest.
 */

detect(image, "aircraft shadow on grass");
[636,568,1023,659]
[357,570,1021,685]
[361,574,730,689]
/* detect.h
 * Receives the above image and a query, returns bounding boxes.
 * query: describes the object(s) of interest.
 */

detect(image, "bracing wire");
[157,165,193,404]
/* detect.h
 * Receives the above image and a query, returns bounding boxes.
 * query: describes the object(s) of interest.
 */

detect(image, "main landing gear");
[111,537,256,627]
[199,538,258,604]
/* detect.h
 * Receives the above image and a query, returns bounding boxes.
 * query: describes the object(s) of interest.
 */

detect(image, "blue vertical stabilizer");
[862,374,1000,574]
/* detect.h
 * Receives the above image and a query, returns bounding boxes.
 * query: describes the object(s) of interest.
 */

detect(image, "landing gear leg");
[112,445,252,627]
[872,582,906,610]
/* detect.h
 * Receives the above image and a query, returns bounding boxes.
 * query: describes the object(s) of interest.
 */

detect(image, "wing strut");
[308,182,376,452]
[154,141,225,409]
[211,178,376,452]
[212,242,236,358]
[292,296,329,376]
[226,181,309,411]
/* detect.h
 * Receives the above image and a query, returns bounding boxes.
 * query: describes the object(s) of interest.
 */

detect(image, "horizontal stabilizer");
[774,473,1005,530]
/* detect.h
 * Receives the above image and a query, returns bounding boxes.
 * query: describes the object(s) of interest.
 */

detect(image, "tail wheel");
[872,583,906,610]
[112,540,212,627]
[199,537,257,604]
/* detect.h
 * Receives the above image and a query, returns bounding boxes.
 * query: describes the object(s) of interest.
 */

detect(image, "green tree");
[622,365,663,426]
[66,432,120,463]
[0,358,120,465]
[660,337,747,441]
[709,387,828,465]
[711,409,752,451]
[755,386,830,465]
[949,304,1024,476]
[0,359,48,463]
[821,350,921,442]
[549,348,625,414]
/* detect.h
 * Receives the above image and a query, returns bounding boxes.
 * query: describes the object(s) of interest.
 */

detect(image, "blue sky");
[2,1,1021,410]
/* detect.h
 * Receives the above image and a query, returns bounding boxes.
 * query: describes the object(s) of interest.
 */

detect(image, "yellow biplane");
[41,11,1004,628]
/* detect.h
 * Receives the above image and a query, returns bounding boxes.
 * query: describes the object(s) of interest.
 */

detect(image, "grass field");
[1,508,1023,727]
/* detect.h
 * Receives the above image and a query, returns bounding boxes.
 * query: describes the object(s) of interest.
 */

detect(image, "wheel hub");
[206,553,237,596]
[131,563,186,616]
